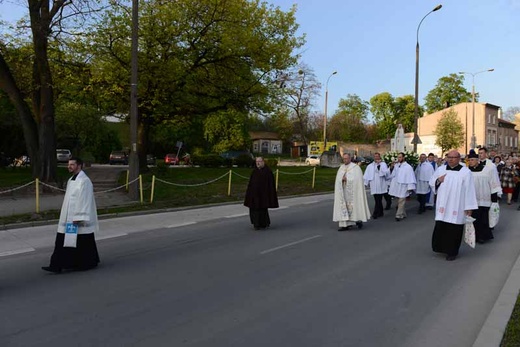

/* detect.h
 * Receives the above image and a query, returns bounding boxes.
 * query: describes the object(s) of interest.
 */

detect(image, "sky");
[1,0,519,123]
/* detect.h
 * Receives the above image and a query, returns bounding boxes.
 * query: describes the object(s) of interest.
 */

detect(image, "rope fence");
[0,167,319,212]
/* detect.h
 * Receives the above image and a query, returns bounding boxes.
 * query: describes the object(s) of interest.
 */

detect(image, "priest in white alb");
[333,153,371,231]
[42,157,100,273]
[429,150,478,261]
[388,152,416,221]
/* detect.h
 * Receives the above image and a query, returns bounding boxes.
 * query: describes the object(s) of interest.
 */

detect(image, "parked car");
[164,153,180,165]
[220,150,255,167]
[305,155,320,166]
[146,154,156,166]
[56,149,72,163]
[109,150,128,165]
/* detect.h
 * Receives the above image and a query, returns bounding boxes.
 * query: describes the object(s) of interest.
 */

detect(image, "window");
[488,114,491,124]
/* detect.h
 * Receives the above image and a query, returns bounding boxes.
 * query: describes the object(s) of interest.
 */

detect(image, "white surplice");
[471,167,502,207]
[363,161,390,195]
[333,163,371,223]
[429,165,478,225]
[57,170,99,234]
[415,161,434,194]
[388,161,416,198]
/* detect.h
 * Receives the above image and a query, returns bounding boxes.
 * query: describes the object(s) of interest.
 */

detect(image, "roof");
[249,131,280,140]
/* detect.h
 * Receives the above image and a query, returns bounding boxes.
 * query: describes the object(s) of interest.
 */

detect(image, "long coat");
[244,166,279,209]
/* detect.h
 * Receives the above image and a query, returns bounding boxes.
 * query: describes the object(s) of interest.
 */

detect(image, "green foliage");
[235,154,255,168]
[328,94,369,142]
[204,109,250,153]
[433,109,465,155]
[264,158,278,168]
[424,74,473,113]
[370,92,422,140]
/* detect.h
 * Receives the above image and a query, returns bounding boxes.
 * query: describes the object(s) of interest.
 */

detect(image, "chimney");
[498,107,502,119]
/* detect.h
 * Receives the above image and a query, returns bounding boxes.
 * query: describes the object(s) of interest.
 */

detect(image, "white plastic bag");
[464,216,476,249]
[489,202,500,228]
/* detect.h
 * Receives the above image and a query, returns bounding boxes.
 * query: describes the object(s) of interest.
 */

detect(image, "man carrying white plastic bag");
[42,157,100,273]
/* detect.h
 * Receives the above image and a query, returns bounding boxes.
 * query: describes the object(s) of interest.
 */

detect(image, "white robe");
[333,163,371,223]
[363,161,389,195]
[471,167,502,207]
[388,162,416,198]
[57,170,99,234]
[429,165,478,225]
[426,160,437,206]
[415,161,434,194]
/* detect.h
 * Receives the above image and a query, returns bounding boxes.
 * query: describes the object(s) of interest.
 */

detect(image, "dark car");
[109,150,128,165]
[146,154,156,166]
[220,150,255,167]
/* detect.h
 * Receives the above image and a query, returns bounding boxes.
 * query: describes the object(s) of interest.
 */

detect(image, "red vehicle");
[164,153,180,165]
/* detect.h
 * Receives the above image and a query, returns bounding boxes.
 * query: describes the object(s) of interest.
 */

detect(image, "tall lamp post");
[412,4,442,153]
[458,69,494,150]
[323,71,337,151]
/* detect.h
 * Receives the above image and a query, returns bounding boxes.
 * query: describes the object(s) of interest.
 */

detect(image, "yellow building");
[403,102,519,156]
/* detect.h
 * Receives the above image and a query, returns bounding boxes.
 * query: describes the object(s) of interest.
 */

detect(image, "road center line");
[167,221,197,228]
[0,248,35,257]
[96,233,128,241]
[303,200,319,205]
[260,235,322,255]
[225,213,248,218]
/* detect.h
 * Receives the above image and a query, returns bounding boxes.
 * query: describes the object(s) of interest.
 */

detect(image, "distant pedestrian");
[363,152,389,219]
[500,159,516,205]
[244,157,279,230]
[388,152,416,221]
[425,153,437,209]
[333,153,370,231]
[42,157,100,273]
[430,150,478,261]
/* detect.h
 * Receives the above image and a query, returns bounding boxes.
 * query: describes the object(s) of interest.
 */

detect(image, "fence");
[0,167,319,214]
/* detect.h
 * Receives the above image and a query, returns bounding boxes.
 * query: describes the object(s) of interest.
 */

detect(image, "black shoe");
[445,255,457,261]
[385,206,391,210]
[426,206,433,210]
[338,226,352,231]
[41,266,62,273]
[372,215,378,219]
[418,209,423,214]
[356,222,363,229]
[476,239,485,244]
[395,217,401,222]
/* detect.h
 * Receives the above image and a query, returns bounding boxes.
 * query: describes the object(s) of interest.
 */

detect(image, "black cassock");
[244,166,279,229]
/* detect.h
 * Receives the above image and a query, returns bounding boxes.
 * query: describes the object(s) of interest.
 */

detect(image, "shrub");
[235,154,255,168]
[264,158,278,168]
[191,154,224,167]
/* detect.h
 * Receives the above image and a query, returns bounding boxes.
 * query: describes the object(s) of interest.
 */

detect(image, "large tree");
[85,0,303,154]
[328,94,369,142]
[424,73,473,114]
[0,0,101,181]
[433,108,465,155]
[503,106,520,122]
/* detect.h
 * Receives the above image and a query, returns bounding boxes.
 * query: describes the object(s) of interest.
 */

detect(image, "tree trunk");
[0,52,40,177]
[30,0,57,182]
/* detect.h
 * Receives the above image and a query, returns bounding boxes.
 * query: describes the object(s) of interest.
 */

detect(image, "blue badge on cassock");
[65,223,78,234]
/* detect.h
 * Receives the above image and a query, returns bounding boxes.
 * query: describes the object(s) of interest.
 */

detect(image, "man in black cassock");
[244,157,279,230]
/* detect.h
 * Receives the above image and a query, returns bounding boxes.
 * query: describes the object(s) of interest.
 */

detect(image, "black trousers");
[373,194,384,217]
[417,194,427,212]
[384,193,392,208]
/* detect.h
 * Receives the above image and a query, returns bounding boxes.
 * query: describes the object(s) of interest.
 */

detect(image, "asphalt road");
[1,197,519,347]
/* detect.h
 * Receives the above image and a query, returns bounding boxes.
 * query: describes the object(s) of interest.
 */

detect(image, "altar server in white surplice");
[363,152,389,219]
[42,157,100,273]
[425,153,438,209]
[415,153,435,214]
[429,150,478,261]
[388,152,416,221]
[333,153,371,231]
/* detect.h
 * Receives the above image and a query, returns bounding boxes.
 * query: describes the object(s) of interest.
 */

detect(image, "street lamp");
[412,4,442,153]
[323,71,337,151]
[458,69,494,150]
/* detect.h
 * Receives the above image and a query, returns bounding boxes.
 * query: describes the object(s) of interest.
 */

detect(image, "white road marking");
[303,200,319,205]
[260,235,322,255]
[0,248,35,257]
[225,213,248,218]
[167,221,197,228]
[96,233,128,241]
